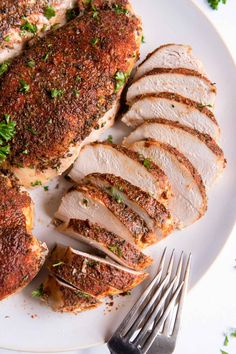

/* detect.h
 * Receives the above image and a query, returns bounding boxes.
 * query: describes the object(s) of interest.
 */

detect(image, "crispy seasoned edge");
[131,67,217,93]
[0,7,142,171]
[0,171,47,300]
[48,245,147,296]
[86,173,172,229]
[143,118,226,165]
[91,142,171,203]
[130,92,219,126]
[139,140,208,217]
[42,275,102,313]
[64,219,153,270]
[73,182,154,247]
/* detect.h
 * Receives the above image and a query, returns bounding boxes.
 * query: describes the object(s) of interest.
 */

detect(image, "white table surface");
[2,1,236,354]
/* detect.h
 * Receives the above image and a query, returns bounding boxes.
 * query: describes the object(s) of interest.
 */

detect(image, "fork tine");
[172,253,191,337]
[133,275,178,345]
[163,251,184,335]
[115,248,167,337]
[125,271,174,338]
[142,281,184,354]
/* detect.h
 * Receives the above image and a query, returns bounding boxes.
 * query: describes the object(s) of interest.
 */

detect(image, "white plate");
[1,0,236,352]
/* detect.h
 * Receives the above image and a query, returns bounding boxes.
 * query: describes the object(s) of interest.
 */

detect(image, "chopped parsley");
[4,35,11,42]
[74,89,80,97]
[113,4,129,15]
[19,79,30,93]
[44,186,49,191]
[107,135,113,144]
[208,0,227,10]
[32,283,44,297]
[90,37,100,46]
[143,158,152,170]
[220,351,229,354]
[22,149,28,155]
[75,290,91,299]
[106,186,123,204]
[42,53,49,62]
[49,89,64,99]
[52,261,64,267]
[31,180,42,187]
[224,335,229,346]
[76,75,82,82]
[20,20,37,34]
[141,35,145,43]
[108,244,123,257]
[92,5,99,19]
[0,114,16,164]
[114,71,129,92]
[0,61,10,76]
[27,59,35,68]
[230,329,236,337]
[44,6,56,20]
[198,103,213,109]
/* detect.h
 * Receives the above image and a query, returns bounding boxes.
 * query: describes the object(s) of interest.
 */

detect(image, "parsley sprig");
[0,114,16,164]
[114,71,129,92]
[207,0,227,10]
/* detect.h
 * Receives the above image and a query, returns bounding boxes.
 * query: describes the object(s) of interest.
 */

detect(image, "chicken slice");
[123,119,226,189]
[84,173,174,239]
[0,171,48,301]
[122,92,220,141]
[0,2,142,187]
[134,44,205,80]
[58,219,153,270]
[42,275,102,313]
[55,183,155,248]
[126,68,216,107]
[48,245,148,297]
[69,142,171,204]
[129,141,207,228]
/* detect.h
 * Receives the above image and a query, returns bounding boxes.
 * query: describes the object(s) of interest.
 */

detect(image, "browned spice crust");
[0,170,46,301]
[42,275,101,313]
[0,6,141,171]
[142,140,208,217]
[133,68,217,93]
[66,219,153,270]
[73,183,155,247]
[144,118,226,166]
[48,245,147,297]
[85,173,173,234]
[132,92,219,126]
[95,142,171,203]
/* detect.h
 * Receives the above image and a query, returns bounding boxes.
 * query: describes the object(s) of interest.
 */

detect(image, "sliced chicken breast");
[134,44,205,80]
[123,119,226,189]
[84,173,174,239]
[122,93,220,140]
[126,68,216,108]
[55,183,155,248]
[69,142,171,204]
[129,141,207,228]
[42,275,102,313]
[48,245,148,297]
[58,219,153,270]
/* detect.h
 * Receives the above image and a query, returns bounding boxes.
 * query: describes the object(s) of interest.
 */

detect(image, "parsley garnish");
[224,335,229,346]
[106,186,123,204]
[22,149,28,155]
[92,5,99,19]
[230,329,236,337]
[198,103,213,109]
[42,53,49,62]
[4,35,11,42]
[220,351,229,354]
[141,35,145,43]
[143,158,152,170]
[74,89,80,97]
[27,59,35,68]
[90,37,100,46]
[20,21,37,34]
[0,114,16,164]
[113,4,129,15]
[44,186,49,191]
[107,135,113,144]
[75,291,91,299]
[208,0,227,10]
[0,61,10,76]
[108,244,123,257]
[49,89,64,99]
[19,79,30,93]
[44,6,56,20]
[52,261,64,267]
[31,180,42,187]
[76,75,81,82]
[32,284,44,297]
[114,71,129,92]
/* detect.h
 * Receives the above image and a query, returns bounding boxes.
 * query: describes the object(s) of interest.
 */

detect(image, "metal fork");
[107,249,191,354]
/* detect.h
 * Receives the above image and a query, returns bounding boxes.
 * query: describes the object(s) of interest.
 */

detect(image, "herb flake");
[44,6,56,20]
[208,0,227,10]
[108,244,123,257]
[31,180,42,187]
[52,261,64,267]
[20,21,37,34]
[0,61,10,76]
[19,79,30,93]
[32,283,44,297]
[114,71,129,92]
[49,89,64,99]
